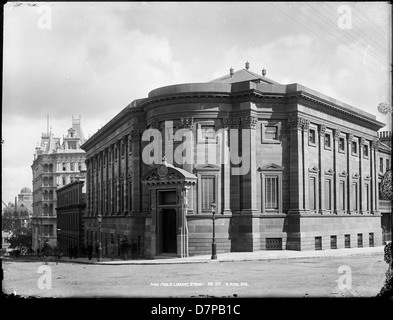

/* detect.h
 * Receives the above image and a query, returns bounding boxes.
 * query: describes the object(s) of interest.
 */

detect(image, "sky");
[2,1,392,204]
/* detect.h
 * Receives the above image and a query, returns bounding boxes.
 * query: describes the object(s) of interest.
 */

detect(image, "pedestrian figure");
[87,242,93,260]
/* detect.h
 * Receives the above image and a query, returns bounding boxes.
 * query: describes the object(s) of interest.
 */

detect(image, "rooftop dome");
[20,187,32,194]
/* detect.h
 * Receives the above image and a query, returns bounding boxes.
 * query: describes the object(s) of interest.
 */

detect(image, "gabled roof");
[210,68,280,85]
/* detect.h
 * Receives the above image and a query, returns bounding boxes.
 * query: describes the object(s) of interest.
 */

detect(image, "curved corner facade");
[81,69,391,259]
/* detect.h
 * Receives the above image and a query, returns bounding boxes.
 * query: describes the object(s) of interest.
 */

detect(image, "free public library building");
[81,63,391,259]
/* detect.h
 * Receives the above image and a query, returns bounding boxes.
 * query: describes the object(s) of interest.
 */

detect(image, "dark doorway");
[161,209,177,253]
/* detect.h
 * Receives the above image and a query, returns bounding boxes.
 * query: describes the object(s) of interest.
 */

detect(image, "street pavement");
[54,245,385,265]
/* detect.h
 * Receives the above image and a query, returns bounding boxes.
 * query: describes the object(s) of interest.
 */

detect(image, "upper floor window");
[261,122,281,144]
[363,145,369,158]
[339,137,345,152]
[265,126,278,140]
[324,133,331,149]
[386,159,390,172]
[309,129,316,145]
[380,158,384,172]
[351,140,358,156]
[197,121,216,144]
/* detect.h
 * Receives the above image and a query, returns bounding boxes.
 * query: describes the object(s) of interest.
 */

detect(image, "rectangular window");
[325,179,331,210]
[365,184,370,211]
[265,176,279,210]
[386,159,390,172]
[357,233,363,247]
[309,129,316,144]
[324,134,331,148]
[351,141,358,155]
[199,123,216,143]
[352,183,358,211]
[70,163,74,171]
[339,137,345,152]
[363,145,369,158]
[201,176,215,211]
[265,126,278,140]
[345,234,351,248]
[309,177,316,210]
[369,233,374,247]
[339,181,345,210]
[380,158,383,172]
[330,235,337,249]
[315,237,322,250]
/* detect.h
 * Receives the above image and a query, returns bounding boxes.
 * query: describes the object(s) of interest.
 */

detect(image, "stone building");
[2,187,33,231]
[56,177,86,256]
[81,63,391,259]
[377,130,392,242]
[31,117,86,251]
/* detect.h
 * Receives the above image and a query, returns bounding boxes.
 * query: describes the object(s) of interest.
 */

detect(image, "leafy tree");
[380,170,392,201]
[7,226,32,253]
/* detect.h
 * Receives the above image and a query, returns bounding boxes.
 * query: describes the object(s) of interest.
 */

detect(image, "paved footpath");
[47,246,385,265]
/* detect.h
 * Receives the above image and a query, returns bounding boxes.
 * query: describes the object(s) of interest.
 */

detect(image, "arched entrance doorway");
[142,161,197,258]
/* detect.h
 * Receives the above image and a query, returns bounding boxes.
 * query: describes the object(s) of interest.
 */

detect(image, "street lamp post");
[211,202,217,260]
[57,228,61,253]
[97,214,102,262]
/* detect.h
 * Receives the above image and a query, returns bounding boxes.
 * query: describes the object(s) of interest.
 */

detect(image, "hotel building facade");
[81,64,391,258]
[31,117,86,251]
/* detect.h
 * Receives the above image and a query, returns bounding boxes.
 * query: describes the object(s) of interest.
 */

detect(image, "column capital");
[130,129,143,141]
[371,138,380,150]
[347,133,354,142]
[240,115,258,129]
[223,117,240,129]
[318,124,326,136]
[359,137,366,147]
[179,117,194,129]
[287,115,309,131]
[333,129,341,140]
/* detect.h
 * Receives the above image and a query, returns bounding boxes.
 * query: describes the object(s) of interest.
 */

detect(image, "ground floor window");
[315,236,322,250]
[201,176,215,211]
[345,234,351,248]
[330,235,337,249]
[309,176,316,210]
[357,233,363,247]
[369,233,374,247]
[265,176,278,210]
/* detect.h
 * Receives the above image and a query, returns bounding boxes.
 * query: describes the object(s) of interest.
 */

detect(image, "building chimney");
[230,67,234,76]
[245,61,250,70]
[262,68,266,77]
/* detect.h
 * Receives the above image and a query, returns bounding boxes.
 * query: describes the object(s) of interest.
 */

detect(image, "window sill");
[261,139,281,144]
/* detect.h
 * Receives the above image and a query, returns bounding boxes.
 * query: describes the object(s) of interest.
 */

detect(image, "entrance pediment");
[142,163,197,186]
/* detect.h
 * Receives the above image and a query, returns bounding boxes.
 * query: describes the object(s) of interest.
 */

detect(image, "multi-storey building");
[31,117,86,251]
[56,177,86,256]
[377,130,392,242]
[81,63,391,259]
[2,187,33,231]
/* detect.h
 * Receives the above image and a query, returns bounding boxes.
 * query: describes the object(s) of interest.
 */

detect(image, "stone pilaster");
[318,125,326,214]
[371,139,380,214]
[287,115,309,213]
[239,114,258,213]
[347,133,353,213]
